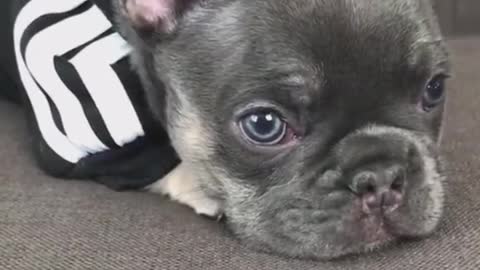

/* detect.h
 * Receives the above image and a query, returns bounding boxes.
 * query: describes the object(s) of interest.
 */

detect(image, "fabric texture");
[0,38,479,270]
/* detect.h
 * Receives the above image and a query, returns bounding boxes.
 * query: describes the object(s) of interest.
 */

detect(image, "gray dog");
[114,0,450,260]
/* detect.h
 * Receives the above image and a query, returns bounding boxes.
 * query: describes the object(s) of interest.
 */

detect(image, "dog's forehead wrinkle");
[201,2,246,43]
[274,67,322,92]
[270,0,425,31]
[281,74,306,87]
[257,0,444,70]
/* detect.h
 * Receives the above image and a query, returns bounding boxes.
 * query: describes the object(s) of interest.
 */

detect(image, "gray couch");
[1,37,479,270]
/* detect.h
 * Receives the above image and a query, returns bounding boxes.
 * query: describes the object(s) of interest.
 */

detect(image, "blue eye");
[422,75,446,111]
[239,110,287,145]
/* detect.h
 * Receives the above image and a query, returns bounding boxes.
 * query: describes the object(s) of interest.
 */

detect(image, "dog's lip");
[350,197,403,244]
[358,214,397,245]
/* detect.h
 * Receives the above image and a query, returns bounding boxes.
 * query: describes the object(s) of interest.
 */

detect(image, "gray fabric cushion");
[1,38,479,270]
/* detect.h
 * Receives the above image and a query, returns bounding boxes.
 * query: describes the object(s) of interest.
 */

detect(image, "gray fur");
[114,0,450,260]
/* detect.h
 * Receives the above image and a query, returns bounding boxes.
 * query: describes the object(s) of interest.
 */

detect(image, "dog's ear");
[119,0,200,35]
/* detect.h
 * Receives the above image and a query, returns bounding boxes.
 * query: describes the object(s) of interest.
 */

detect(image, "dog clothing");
[0,0,179,190]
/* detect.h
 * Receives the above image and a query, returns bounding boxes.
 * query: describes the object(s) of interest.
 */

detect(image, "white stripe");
[13,0,90,162]
[70,34,145,146]
[24,4,112,155]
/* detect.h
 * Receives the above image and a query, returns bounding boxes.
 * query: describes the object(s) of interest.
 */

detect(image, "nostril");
[351,171,378,194]
[391,176,403,191]
[365,183,376,193]
[390,170,406,192]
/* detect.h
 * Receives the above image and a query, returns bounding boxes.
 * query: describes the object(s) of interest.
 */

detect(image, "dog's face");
[118,0,450,259]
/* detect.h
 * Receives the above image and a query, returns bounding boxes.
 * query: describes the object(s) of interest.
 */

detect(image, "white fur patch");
[148,163,222,217]
[165,79,214,162]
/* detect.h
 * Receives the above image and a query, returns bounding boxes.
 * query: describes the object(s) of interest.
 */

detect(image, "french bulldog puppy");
[114,0,450,260]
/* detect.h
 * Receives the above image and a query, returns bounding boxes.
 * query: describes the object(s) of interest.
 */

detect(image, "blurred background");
[434,0,480,36]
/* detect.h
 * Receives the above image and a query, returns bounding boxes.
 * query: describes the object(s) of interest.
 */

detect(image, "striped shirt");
[2,0,179,189]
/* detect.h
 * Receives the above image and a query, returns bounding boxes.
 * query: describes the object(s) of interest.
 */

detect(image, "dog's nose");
[350,164,405,214]
[332,131,415,213]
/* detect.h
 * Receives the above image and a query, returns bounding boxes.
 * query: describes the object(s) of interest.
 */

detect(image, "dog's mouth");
[352,199,401,245]
[348,198,428,250]
[363,220,392,244]
[244,183,442,259]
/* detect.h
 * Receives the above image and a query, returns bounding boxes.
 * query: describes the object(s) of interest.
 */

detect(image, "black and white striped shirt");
[3,0,179,189]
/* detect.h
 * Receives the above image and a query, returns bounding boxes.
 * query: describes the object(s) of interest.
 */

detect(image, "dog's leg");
[148,163,223,218]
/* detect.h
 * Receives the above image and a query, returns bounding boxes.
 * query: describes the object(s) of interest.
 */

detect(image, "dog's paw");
[148,163,223,218]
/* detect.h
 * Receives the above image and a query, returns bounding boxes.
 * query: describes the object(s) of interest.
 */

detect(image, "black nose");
[350,164,406,214]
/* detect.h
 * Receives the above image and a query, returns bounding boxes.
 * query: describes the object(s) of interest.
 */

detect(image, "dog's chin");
[225,193,442,260]
[228,215,399,260]
[218,165,444,260]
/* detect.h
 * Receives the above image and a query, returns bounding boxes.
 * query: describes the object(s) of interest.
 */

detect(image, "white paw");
[187,196,223,217]
[148,163,223,218]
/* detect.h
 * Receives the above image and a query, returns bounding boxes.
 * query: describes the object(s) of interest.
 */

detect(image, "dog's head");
[117,0,450,259]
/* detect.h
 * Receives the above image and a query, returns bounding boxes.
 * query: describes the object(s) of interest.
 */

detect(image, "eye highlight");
[421,75,447,111]
[239,110,289,146]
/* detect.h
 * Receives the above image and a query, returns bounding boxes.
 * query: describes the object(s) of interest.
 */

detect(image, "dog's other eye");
[421,75,447,111]
[239,110,288,145]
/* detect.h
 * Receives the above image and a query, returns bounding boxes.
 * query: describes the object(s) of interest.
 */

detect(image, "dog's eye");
[421,75,447,111]
[239,110,287,145]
